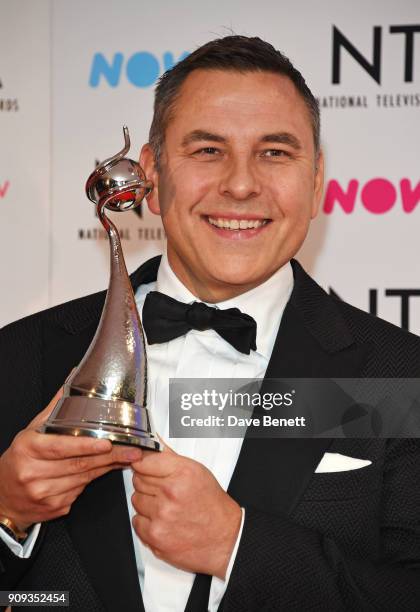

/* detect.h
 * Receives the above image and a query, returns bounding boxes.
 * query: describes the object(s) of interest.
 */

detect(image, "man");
[0,36,419,612]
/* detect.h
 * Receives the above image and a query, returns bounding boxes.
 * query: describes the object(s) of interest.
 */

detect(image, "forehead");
[167,69,313,145]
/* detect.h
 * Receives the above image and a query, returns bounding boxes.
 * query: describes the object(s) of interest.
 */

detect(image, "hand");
[0,386,142,530]
[131,442,242,579]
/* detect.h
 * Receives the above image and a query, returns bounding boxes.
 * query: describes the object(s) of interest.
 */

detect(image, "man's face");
[141,69,324,302]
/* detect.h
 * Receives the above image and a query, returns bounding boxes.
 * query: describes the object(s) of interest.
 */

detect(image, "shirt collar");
[156,249,294,359]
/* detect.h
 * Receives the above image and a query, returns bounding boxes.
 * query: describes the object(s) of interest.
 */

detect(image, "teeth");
[208,217,268,230]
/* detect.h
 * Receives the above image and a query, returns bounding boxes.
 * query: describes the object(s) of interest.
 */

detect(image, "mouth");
[204,215,272,239]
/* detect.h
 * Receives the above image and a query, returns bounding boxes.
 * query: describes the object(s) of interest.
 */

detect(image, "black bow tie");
[142,291,257,354]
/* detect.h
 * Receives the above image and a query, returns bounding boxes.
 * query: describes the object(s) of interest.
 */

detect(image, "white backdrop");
[1,0,419,334]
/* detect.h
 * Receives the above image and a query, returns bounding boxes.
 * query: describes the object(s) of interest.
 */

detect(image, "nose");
[218,155,262,201]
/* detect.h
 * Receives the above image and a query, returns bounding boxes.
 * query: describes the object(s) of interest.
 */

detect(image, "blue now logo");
[89,51,190,88]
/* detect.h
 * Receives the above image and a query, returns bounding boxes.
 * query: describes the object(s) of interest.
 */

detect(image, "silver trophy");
[41,127,161,451]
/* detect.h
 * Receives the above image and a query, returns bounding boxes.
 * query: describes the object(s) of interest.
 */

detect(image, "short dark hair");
[149,35,320,167]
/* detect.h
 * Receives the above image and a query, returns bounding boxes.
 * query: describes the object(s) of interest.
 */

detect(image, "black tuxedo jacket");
[1,257,420,612]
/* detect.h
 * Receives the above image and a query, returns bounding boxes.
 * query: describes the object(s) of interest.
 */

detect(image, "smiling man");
[142,63,322,302]
[1,36,420,612]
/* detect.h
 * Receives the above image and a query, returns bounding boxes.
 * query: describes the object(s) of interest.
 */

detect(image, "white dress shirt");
[125,250,293,612]
[1,249,293,612]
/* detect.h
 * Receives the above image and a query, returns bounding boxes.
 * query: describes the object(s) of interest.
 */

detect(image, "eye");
[261,149,291,159]
[193,146,221,155]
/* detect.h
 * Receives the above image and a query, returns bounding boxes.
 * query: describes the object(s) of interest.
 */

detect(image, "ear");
[140,143,161,215]
[311,149,324,219]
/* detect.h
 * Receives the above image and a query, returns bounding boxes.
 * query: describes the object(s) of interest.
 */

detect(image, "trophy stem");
[97,196,131,293]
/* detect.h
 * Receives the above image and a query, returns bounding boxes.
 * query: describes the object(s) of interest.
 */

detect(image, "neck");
[166,252,277,304]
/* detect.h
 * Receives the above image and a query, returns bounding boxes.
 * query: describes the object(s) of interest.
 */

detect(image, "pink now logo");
[0,180,10,199]
[323,178,420,214]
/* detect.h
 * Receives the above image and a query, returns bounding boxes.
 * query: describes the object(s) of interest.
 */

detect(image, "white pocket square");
[315,452,372,473]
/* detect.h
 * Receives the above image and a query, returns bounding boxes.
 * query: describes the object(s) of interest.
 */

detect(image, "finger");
[28,366,79,430]
[25,430,113,460]
[59,444,142,475]
[132,513,153,546]
[131,452,178,477]
[27,461,130,521]
[28,386,64,429]
[132,473,159,496]
[138,435,176,461]
[38,464,125,498]
[33,445,142,479]
[131,491,157,519]
[31,485,86,520]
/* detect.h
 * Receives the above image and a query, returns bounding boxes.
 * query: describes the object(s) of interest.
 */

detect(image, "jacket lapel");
[228,260,370,516]
[186,260,370,611]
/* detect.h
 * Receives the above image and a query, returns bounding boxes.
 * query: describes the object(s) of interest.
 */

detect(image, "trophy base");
[42,422,161,450]
[40,395,162,451]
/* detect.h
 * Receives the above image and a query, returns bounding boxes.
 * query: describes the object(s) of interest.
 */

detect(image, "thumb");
[157,434,176,454]
[28,385,64,430]
[28,367,76,430]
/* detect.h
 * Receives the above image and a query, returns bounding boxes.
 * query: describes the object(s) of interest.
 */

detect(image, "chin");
[207,267,266,290]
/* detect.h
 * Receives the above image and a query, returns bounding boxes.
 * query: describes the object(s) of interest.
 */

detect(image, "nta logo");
[332,24,420,84]
[89,51,190,88]
[324,178,419,214]
[330,286,420,332]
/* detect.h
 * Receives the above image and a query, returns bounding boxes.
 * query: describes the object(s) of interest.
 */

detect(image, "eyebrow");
[181,129,302,150]
[181,130,227,147]
[260,132,302,150]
